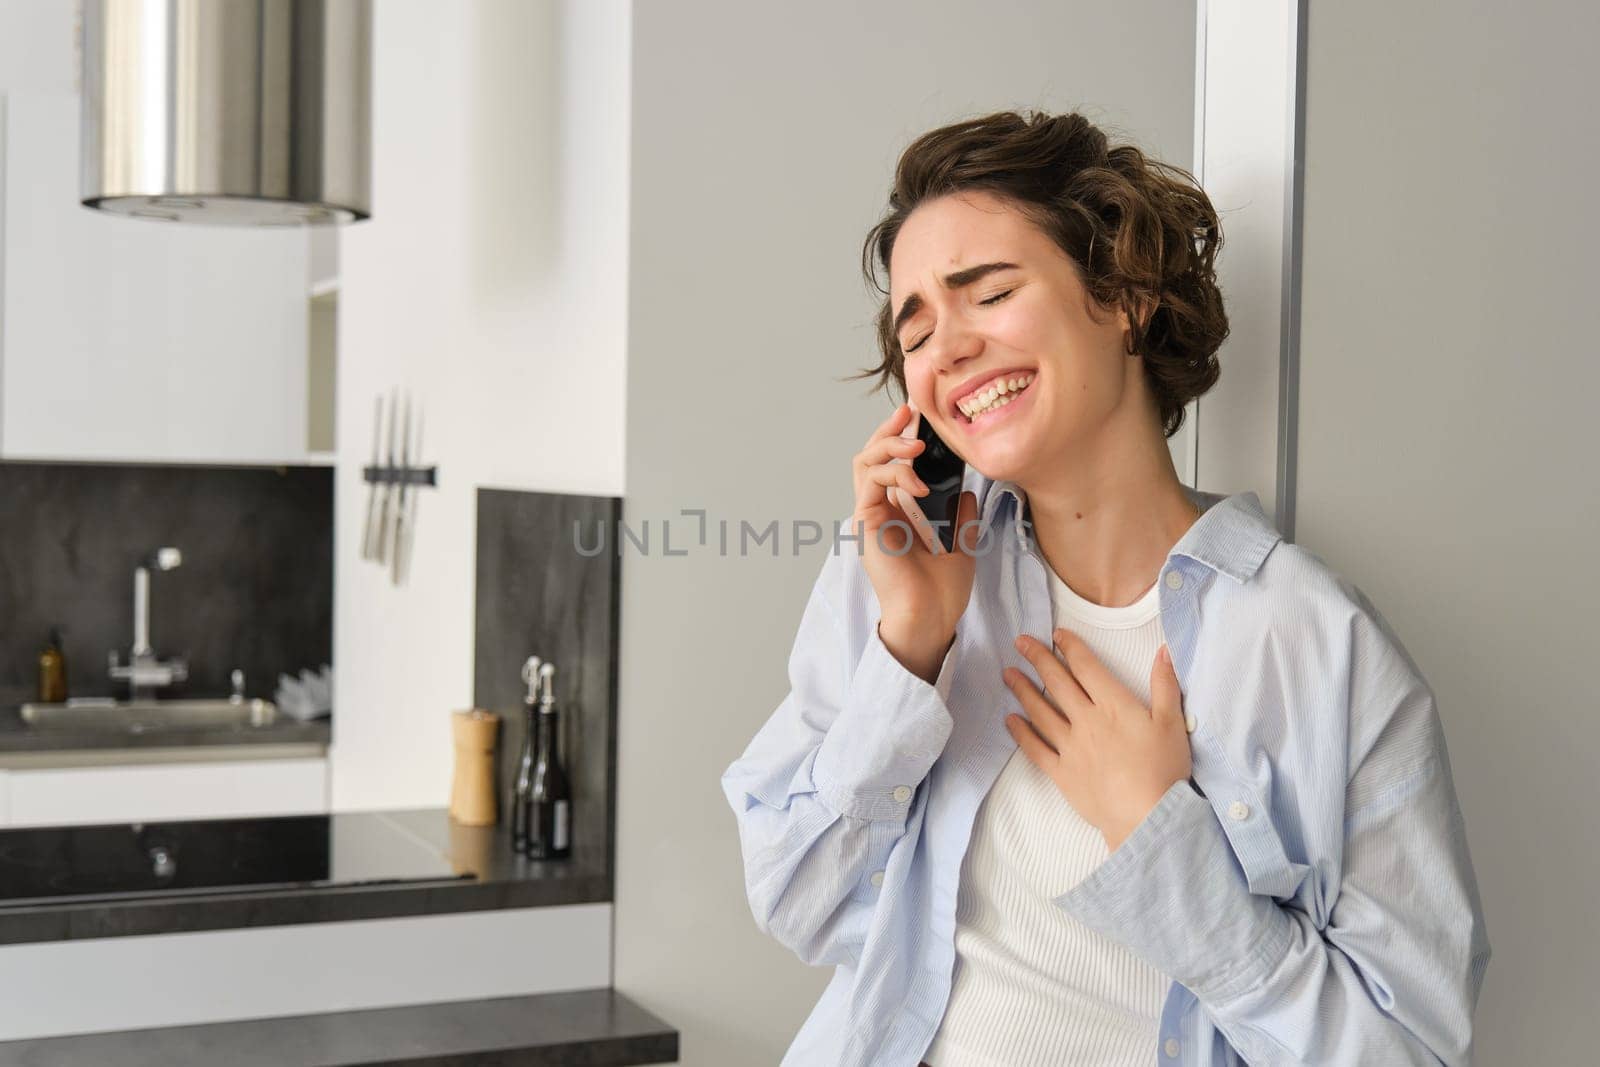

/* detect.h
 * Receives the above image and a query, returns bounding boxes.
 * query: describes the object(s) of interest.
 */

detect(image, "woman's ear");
[1116,302,1136,355]
[1118,295,1157,354]
[1123,294,1157,329]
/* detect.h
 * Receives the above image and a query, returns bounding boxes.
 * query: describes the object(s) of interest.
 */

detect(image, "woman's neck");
[1018,432,1202,609]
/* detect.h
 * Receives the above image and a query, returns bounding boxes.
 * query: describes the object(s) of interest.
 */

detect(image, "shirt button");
[869,870,885,888]
[1184,713,1197,733]
[1228,800,1251,821]
[1164,1036,1181,1057]
[893,785,912,803]
[1164,569,1184,590]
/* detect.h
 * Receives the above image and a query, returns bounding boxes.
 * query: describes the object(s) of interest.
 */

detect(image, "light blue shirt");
[721,470,1491,1066]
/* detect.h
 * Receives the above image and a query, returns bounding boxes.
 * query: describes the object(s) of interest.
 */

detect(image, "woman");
[721,110,1489,1066]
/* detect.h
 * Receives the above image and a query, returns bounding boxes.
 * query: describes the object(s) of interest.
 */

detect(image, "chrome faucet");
[108,547,188,702]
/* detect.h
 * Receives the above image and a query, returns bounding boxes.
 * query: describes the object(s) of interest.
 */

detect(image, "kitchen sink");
[19,699,278,732]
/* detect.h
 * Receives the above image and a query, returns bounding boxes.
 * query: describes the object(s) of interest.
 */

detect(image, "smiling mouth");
[955,372,1035,423]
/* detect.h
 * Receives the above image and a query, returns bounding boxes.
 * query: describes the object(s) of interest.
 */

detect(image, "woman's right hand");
[851,402,980,684]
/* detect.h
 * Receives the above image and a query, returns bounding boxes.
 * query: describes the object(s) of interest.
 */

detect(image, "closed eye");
[903,289,1016,354]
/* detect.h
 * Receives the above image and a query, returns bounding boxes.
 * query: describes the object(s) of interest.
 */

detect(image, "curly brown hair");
[854,109,1227,439]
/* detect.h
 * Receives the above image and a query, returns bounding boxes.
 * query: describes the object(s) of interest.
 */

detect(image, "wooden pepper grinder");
[450,708,501,825]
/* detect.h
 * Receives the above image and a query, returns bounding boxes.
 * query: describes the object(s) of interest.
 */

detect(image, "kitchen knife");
[360,394,382,560]
[391,393,412,585]
[394,405,423,585]
[376,387,399,564]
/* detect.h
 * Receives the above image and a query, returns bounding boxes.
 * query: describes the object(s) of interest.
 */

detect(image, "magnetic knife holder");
[361,465,439,487]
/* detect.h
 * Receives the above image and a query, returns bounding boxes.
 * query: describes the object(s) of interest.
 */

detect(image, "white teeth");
[959,372,1035,420]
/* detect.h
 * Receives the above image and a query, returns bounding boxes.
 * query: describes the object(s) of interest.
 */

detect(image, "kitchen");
[0,0,1586,1064]
[0,0,652,1062]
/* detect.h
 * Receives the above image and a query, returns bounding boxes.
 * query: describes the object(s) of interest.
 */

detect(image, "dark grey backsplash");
[0,462,333,710]
[473,488,621,887]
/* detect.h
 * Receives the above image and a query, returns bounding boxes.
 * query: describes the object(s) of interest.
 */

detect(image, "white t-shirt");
[921,563,1173,1066]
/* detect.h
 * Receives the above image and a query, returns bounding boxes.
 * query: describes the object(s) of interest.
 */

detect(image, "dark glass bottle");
[38,626,68,703]
[511,655,542,853]
[526,661,572,860]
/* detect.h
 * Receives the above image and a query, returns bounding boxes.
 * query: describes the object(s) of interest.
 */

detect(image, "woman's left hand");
[1003,629,1193,853]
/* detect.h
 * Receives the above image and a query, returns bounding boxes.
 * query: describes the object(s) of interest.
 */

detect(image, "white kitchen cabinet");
[0,90,316,464]
[2,756,328,828]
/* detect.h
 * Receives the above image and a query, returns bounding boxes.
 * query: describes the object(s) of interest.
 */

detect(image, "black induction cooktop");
[0,813,470,907]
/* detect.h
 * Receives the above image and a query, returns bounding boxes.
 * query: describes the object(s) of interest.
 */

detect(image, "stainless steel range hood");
[80,0,372,226]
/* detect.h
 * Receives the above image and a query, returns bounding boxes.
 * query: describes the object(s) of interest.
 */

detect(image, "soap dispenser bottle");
[38,627,67,704]
[511,655,542,853]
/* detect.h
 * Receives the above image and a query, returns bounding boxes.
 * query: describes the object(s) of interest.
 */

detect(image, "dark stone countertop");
[0,808,610,946]
[0,988,677,1066]
[0,703,332,754]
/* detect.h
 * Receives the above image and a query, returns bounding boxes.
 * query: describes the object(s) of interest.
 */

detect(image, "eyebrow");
[893,261,1021,339]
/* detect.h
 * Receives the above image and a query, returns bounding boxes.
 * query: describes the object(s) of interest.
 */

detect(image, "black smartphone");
[891,408,966,552]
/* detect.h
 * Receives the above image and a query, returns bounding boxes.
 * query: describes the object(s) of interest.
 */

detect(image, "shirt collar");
[969,469,1283,585]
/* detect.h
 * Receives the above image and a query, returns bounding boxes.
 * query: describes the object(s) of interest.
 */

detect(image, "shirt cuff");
[1052,778,1295,1004]
[809,622,956,823]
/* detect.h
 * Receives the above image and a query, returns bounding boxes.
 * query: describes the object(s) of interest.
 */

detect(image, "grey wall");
[1295,1,1598,1060]
[617,2,1196,1062]
[0,462,333,709]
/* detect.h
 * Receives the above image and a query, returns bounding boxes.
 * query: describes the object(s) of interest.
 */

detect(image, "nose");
[925,313,983,375]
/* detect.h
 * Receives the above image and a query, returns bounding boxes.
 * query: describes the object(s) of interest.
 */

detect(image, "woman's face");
[888,190,1136,486]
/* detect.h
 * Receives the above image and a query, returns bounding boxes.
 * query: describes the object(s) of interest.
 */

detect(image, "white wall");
[0,1,75,95]
[1293,1,1597,1061]
[331,0,630,810]
[1193,0,1295,515]
[616,4,1196,1062]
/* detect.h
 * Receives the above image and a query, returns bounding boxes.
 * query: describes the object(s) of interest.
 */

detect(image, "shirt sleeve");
[720,548,957,968]
[1052,640,1491,1064]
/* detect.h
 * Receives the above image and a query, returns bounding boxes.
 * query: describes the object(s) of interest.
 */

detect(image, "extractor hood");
[79,0,372,226]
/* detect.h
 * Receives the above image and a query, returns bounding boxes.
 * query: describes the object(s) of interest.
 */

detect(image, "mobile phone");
[888,406,966,552]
